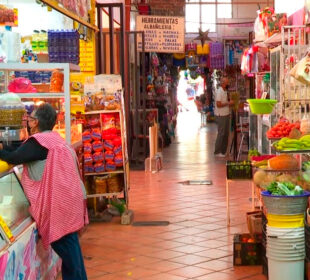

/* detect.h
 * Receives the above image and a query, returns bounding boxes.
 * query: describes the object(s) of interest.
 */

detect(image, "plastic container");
[267,213,304,228]
[226,161,252,179]
[267,225,305,280]
[267,258,304,280]
[262,191,310,215]
[247,99,277,114]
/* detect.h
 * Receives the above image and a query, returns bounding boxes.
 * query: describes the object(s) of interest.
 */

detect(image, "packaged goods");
[82,130,92,143]
[94,176,108,193]
[83,142,92,153]
[115,155,123,167]
[102,114,115,131]
[92,140,103,152]
[49,70,64,92]
[106,161,116,171]
[105,151,114,161]
[113,145,122,156]
[84,165,94,173]
[104,140,114,151]
[84,153,93,165]
[91,128,101,141]
[93,152,104,163]
[0,93,25,127]
[8,78,37,93]
[94,162,105,173]
[87,117,100,127]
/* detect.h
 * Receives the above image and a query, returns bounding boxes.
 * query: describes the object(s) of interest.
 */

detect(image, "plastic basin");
[247,99,277,115]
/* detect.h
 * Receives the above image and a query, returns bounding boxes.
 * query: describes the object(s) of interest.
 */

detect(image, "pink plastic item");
[8,78,37,93]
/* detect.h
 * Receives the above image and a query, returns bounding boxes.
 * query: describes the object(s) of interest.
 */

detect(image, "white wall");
[0,0,73,36]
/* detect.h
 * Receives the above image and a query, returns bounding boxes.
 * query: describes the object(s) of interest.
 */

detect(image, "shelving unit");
[83,108,129,218]
[0,63,82,146]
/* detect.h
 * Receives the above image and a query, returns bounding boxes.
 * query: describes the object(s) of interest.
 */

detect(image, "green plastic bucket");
[247,99,277,114]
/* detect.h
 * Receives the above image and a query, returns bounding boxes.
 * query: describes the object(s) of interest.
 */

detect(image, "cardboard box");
[247,211,262,235]
[233,233,263,266]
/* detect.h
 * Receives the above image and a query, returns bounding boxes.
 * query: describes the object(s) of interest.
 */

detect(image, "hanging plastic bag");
[290,54,310,85]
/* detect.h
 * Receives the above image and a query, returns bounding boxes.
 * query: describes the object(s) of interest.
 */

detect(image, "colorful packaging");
[93,152,104,163]
[104,140,114,151]
[106,161,116,171]
[94,162,105,173]
[84,153,93,165]
[87,117,100,127]
[102,114,115,131]
[113,137,122,147]
[92,140,103,152]
[115,155,123,167]
[91,128,101,141]
[84,165,94,173]
[105,150,114,161]
[113,145,122,156]
[83,142,92,154]
[82,130,92,143]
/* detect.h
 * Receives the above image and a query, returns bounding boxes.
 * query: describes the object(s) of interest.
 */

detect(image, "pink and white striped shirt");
[22,131,88,249]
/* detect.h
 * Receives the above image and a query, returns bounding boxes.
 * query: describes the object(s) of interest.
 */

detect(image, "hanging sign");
[136,15,185,53]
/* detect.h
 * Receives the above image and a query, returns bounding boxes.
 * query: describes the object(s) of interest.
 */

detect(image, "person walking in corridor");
[214,77,234,157]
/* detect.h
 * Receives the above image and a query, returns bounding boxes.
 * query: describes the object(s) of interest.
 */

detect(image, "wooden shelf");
[85,170,124,176]
[87,192,123,198]
[40,0,98,31]
[84,110,121,115]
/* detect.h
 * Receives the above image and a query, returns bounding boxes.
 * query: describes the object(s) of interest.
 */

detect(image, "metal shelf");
[13,93,65,98]
[85,170,124,176]
[0,63,80,72]
[87,192,123,198]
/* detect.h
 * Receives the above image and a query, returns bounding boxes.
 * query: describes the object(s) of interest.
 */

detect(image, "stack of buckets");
[262,191,310,280]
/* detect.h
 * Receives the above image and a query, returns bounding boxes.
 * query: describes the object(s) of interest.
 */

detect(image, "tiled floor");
[79,111,266,280]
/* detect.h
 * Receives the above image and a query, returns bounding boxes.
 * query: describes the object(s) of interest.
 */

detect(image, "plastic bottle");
[32,30,39,53]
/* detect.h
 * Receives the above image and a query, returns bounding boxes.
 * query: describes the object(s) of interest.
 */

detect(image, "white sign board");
[136,15,185,53]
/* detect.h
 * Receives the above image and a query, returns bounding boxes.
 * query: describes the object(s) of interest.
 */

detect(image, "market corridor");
[79,111,266,280]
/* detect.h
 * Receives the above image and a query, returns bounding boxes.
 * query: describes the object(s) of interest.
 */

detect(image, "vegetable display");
[267,181,304,196]
[274,135,310,151]
[266,120,300,139]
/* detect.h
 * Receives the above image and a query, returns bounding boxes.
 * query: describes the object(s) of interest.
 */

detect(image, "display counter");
[0,169,61,279]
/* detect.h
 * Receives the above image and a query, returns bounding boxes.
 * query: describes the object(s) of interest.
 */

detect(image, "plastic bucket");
[247,99,277,114]
[262,191,310,215]
[267,225,305,239]
[268,258,304,280]
[267,213,304,228]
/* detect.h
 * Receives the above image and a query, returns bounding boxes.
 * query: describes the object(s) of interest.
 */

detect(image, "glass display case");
[0,63,82,148]
[0,169,32,246]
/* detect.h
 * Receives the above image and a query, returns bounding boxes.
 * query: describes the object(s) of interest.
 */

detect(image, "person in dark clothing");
[156,100,171,146]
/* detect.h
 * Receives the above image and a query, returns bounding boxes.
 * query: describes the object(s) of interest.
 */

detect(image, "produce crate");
[233,233,263,266]
[226,161,252,180]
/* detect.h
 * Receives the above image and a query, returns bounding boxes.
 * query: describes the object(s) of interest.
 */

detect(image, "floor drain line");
[178,180,213,185]
[132,221,170,226]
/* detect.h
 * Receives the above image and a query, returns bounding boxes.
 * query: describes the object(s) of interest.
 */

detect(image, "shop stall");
[240,6,310,280]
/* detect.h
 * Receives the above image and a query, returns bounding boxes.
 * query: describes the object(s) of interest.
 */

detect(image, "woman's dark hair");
[34,103,57,131]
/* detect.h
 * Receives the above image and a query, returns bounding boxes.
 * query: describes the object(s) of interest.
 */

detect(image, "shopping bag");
[290,55,310,85]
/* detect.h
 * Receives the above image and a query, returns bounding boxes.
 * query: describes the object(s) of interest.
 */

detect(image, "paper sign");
[136,15,185,53]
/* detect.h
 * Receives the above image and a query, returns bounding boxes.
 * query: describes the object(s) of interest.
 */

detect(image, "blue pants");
[51,232,87,280]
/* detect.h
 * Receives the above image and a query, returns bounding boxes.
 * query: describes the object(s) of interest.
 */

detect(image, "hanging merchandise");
[0,5,18,27]
[209,42,224,69]
[185,42,197,53]
[197,43,209,55]
[290,53,310,85]
[254,10,266,42]
[151,52,159,67]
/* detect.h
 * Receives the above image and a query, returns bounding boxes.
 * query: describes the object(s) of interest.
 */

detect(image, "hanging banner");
[136,15,185,53]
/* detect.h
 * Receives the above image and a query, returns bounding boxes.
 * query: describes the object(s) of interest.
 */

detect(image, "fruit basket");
[226,161,252,180]
[247,99,277,115]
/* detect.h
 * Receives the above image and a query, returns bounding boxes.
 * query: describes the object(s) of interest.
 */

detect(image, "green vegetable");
[267,181,304,196]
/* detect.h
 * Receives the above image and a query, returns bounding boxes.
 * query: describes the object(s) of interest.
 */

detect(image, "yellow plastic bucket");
[267,213,304,228]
